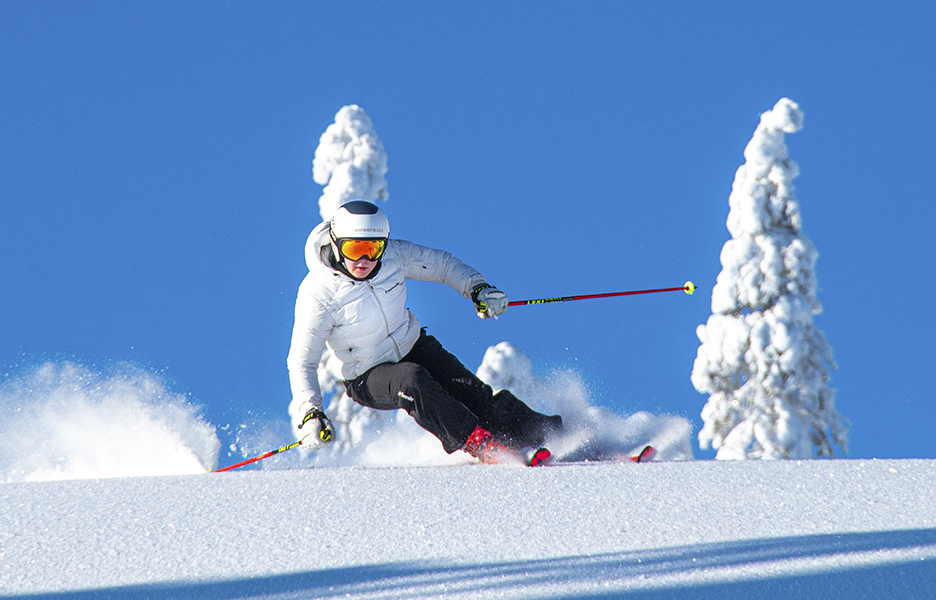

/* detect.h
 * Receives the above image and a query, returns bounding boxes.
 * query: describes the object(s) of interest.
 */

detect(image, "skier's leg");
[346,360,479,454]
[488,389,564,448]
[403,331,563,449]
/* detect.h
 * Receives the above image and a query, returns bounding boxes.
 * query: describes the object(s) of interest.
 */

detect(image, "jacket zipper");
[366,281,403,360]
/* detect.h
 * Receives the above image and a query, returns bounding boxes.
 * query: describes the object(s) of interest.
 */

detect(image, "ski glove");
[298,405,335,448]
[472,284,508,319]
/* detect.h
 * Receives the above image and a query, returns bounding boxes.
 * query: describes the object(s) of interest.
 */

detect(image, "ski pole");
[483,281,697,312]
[212,439,305,473]
[213,410,335,472]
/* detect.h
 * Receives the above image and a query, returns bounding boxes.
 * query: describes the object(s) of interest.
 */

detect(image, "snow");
[3,459,935,598]
[0,363,220,482]
[3,361,933,597]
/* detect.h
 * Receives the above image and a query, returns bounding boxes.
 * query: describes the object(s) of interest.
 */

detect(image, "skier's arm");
[394,239,509,318]
[286,277,335,415]
[393,239,488,298]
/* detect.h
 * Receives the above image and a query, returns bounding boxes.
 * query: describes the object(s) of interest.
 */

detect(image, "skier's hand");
[298,405,335,448]
[472,284,508,319]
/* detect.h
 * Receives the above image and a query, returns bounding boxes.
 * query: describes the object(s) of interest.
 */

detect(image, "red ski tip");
[528,447,552,467]
[630,445,655,463]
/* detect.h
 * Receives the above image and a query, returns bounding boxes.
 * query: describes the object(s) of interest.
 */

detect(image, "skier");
[287,200,562,465]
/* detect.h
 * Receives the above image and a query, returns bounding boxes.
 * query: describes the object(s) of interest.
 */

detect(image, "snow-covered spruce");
[692,98,848,460]
[311,104,388,220]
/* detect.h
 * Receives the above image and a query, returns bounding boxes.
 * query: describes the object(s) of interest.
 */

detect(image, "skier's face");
[344,256,378,279]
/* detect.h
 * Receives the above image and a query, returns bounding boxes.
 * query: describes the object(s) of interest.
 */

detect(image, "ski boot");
[463,427,552,467]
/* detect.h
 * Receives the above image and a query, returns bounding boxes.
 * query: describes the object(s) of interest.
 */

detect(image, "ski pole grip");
[471,283,495,314]
[318,419,333,442]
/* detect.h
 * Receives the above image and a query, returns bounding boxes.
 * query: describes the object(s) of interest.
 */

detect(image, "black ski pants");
[345,330,562,454]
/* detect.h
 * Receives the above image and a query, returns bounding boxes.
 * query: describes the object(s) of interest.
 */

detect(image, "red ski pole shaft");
[212,439,304,473]
[508,281,697,308]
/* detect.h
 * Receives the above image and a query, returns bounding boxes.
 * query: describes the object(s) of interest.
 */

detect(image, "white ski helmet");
[330,200,390,239]
[329,200,390,261]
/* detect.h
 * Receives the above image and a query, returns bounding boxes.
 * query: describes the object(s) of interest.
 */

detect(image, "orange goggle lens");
[338,238,386,261]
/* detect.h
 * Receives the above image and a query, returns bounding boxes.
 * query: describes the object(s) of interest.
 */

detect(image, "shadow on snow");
[12,528,936,600]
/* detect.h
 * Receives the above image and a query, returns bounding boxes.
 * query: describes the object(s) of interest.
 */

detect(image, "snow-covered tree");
[691,98,848,460]
[312,104,388,219]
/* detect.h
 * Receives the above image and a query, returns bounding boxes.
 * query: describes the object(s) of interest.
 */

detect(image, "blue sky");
[2,1,934,460]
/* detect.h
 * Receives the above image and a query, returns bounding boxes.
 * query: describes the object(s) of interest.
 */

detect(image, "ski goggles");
[334,237,387,262]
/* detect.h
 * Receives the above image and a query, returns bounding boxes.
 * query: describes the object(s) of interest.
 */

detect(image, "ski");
[528,447,552,467]
[551,443,656,465]
[591,444,656,464]
[631,444,656,463]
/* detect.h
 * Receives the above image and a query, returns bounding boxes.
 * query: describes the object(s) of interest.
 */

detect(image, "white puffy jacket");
[287,221,488,409]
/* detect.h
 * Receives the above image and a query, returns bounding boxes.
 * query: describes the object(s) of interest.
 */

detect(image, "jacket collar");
[327,248,382,281]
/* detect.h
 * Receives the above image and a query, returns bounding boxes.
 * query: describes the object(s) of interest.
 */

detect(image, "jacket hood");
[304,221,333,272]
[304,221,383,281]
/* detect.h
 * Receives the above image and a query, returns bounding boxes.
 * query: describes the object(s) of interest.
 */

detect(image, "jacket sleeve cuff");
[471,282,494,302]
